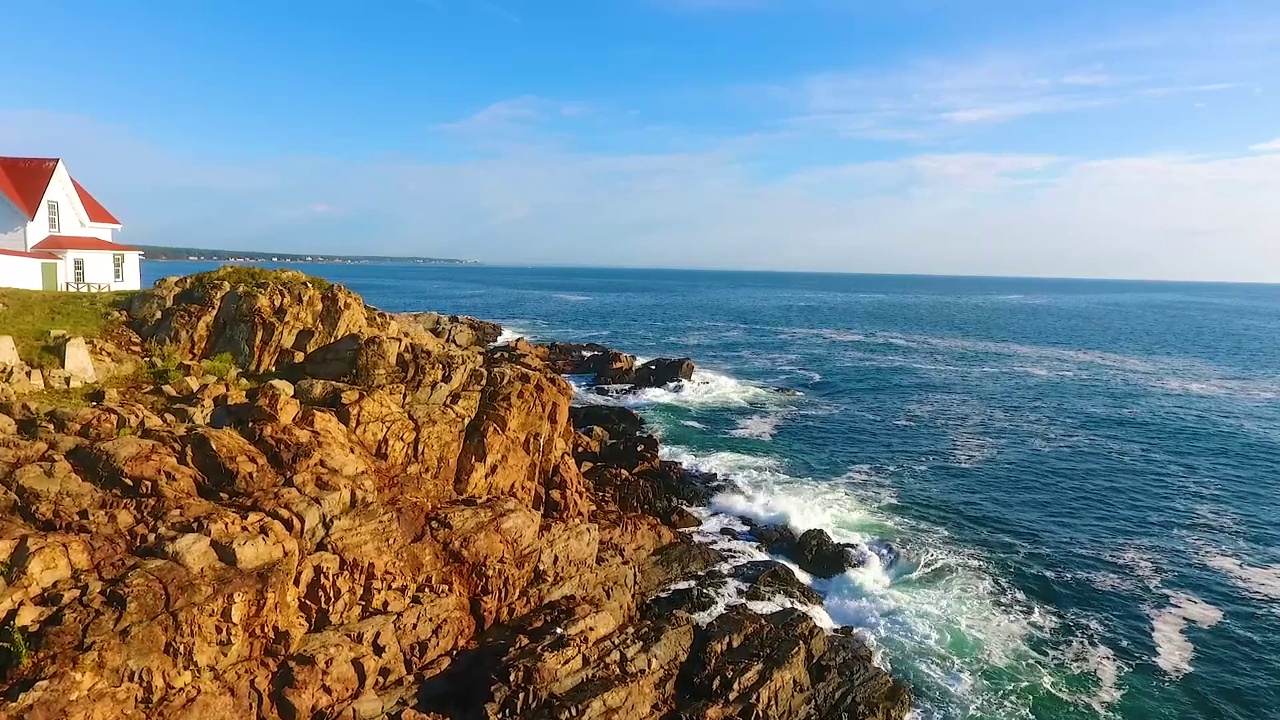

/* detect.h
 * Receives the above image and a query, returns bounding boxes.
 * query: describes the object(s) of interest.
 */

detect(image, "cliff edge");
[0,267,910,720]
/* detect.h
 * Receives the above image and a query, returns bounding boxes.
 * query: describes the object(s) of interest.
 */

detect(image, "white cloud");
[7,109,1280,282]
[1249,138,1280,152]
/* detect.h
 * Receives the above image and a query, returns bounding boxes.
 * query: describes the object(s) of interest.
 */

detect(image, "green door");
[41,262,58,291]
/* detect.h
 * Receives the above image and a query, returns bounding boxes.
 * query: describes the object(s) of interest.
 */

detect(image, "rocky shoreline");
[0,268,911,720]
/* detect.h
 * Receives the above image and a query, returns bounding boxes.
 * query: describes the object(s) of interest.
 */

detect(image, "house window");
[48,201,60,233]
[73,258,85,284]
[113,253,125,282]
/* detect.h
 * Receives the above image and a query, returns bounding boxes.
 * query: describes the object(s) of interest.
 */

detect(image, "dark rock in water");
[591,383,631,397]
[795,528,864,578]
[668,506,702,530]
[719,526,742,538]
[772,386,803,396]
[748,524,863,578]
[736,560,824,606]
[645,583,723,619]
[590,350,639,385]
[678,607,913,720]
[633,357,696,388]
[750,522,800,555]
[542,341,612,374]
[437,584,911,720]
[570,404,645,437]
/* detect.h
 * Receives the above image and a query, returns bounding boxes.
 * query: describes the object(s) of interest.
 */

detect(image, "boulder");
[735,560,825,605]
[795,528,864,578]
[633,357,696,388]
[570,404,645,437]
[589,350,638,385]
[60,336,96,383]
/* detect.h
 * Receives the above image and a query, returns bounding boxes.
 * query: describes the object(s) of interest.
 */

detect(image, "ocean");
[146,262,1280,720]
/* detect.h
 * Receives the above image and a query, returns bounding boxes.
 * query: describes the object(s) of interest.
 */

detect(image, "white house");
[0,156,141,291]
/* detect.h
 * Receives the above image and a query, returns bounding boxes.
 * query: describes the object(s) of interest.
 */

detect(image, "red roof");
[0,157,121,225]
[0,248,58,260]
[0,157,58,219]
[71,178,121,225]
[30,235,139,252]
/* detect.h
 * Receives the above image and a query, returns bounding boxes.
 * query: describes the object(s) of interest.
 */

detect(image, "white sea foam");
[494,327,525,345]
[574,368,787,410]
[1149,593,1224,678]
[553,293,592,301]
[1204,554,1280,603]
[659,443,1124,718]
[728,413,786,440]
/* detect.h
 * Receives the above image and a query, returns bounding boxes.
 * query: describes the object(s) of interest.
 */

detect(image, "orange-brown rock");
[0,269,910,720]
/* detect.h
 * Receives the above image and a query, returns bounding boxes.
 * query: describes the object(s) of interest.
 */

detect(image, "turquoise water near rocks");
[147,263,1280,719]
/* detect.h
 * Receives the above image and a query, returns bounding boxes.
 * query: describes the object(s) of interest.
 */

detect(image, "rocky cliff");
[0,268,910,720]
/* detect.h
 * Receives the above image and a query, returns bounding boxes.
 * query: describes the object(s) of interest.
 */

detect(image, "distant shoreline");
[136,245,479,266]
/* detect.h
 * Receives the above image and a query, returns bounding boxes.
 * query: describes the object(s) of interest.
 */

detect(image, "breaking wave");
[573,368,789,410]
[659,444,1125,719]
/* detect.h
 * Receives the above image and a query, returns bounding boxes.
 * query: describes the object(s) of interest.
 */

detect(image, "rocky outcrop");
[749,524,866,579]
[537,343,697,390]
[0,269,910,720]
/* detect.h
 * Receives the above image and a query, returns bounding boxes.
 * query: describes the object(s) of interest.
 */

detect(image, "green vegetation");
[201,352,238,381]
[148,343,185,386]
[0,288,135,368]
[190,265,333,292]
[0,625,30,673]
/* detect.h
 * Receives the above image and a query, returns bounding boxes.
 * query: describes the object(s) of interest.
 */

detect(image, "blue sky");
[3,0,1279,280]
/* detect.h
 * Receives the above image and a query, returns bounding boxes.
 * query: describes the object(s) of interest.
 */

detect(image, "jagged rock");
[748,523,862,578]
[0,269,911,720]
[544,342,611,374]
[795,528,864,578]
[735,560,825,605]
[570,404,645,437]
[87,387,120,405]
[668,506,701,529]
[633,357,696,388]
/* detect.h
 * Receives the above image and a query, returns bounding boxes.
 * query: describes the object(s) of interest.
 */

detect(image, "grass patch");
[201,352,238,381]
[0,288,136,368]
[148,343,185,386]
[0,624,30,674]
[191,265,332,292]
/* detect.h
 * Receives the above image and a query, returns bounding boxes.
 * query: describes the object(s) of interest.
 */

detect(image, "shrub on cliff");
[187,264,332,291]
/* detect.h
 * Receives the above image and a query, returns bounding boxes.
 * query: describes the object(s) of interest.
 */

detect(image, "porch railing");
[64,282,111,292]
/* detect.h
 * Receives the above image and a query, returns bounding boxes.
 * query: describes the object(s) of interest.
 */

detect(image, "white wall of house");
[0,254,59,290]
[0,199,25,252]
[63,249,141,291]
[25,165,115,246]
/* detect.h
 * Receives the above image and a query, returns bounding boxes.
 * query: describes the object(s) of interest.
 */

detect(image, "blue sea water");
[147,262,1280,720]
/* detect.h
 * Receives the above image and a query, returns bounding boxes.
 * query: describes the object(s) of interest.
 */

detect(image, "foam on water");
[728,412,786,440]
[659,443,1124,719]
[1202,553,1280,604]
[494,327,525,345]
[1149,593,1224,678]
[573,368,789,410]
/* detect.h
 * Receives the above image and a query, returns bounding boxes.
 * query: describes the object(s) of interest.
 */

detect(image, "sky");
[2,0,1279,281]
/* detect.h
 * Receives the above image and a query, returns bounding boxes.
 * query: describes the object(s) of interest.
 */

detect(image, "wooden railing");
[64,282,111,292]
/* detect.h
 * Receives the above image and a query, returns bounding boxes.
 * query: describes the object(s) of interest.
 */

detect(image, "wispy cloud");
[8,108,1280,281]
[1250,138,1280,152]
